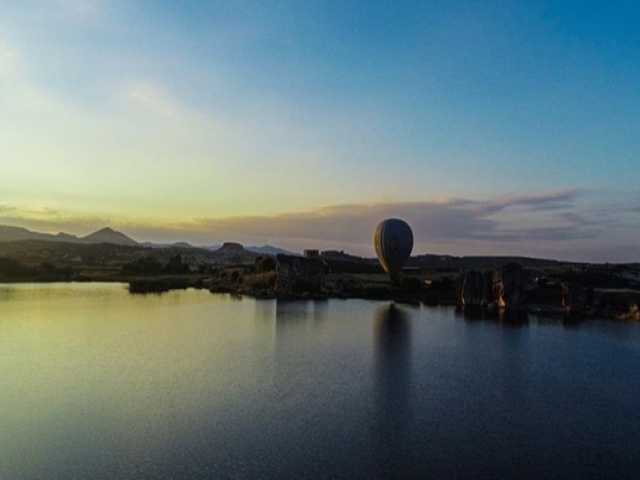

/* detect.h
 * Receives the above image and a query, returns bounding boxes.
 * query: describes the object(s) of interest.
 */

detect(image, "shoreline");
[2,276,637,322]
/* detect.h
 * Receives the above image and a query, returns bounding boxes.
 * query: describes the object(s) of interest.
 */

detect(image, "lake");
[1,283,639,479]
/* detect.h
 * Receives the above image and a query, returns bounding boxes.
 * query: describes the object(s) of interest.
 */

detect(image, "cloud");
[0,204,108,235]
[127,82,186,120]
[0,203,17,215]
[0,42,18,74]
[471,190,577,215]
[0,40,77,118]
[150,190,632,262]
[1,190,638,263]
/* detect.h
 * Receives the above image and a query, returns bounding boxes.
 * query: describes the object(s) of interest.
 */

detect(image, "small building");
[303,249,320,259]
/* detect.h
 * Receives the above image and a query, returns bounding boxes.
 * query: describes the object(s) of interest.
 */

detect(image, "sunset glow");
[1,1,639,261]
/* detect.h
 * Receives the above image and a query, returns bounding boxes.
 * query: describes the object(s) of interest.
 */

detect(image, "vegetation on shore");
[1,240,638,321]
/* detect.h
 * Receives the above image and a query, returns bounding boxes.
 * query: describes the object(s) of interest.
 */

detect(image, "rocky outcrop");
[460,270,493,307]
[561,283,591,313]
[617,302,640,321]
[274,254,327,297]
[211,242,261,263]
[457,263,528,309]
[499,262,528,307]
[458,265,640,319]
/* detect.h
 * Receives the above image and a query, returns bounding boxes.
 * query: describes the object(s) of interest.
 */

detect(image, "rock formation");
[457,263,528,309]
[274,254,327,297]
[561,283,590,313]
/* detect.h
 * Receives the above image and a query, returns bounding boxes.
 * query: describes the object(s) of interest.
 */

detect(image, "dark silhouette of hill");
[0,225,79,243]
[202,244,296,255]
[320,250,580,271]
[212,242,261,263]
[0,225,137,246]
[81,227,138,246]
[408,253,572,270]
[141,241,194,249]
[0,224,628,269]
[247,245,296,256]
[0,225,295,255]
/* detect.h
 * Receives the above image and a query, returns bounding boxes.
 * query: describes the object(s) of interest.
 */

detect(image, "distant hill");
[201,244,295,256]
[211,242,261,263]
[142,241,195,249]
[0,224,590,268]
[408,253,570,270]
[247,245,297,256]
[201,244,224,251]
[0,225,138,246]
[81,227,138,246]
[0,225,291,254]
[321,250,375,264]
[0,225,78,243]
[171,241,193,249]
[54,232,80,242]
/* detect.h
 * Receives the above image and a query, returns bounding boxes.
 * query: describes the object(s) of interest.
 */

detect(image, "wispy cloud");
[1,192,638,263]
[473,190,577,215]
[0,204,19,215]
[198,200,558,243]
[119,190,637,262]
[0,42,18,74]
[127,82,186,120]
[0,204,108,234]
[0,40,76,117]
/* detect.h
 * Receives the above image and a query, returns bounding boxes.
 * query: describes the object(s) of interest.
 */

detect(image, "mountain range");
[0,224,295,255]
[204,244,295,256]
[0,225,138,246]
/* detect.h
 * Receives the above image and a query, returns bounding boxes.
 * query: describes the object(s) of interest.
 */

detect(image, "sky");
[1,0,639,262]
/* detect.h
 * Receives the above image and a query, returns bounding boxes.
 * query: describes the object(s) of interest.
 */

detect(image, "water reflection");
[275,300,328,326]
[373,303,414,475]
[455,306,602,331]
[0,286,16,301]
[455,307,529,326]
[1,288,639,478]
[274,300,328,354]
[254,298,275,322]
[312,299,329,322]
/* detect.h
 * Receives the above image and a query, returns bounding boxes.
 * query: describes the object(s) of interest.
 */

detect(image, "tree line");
[0,257,75,280]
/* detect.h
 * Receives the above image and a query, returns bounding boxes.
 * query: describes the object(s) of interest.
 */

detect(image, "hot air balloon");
[374,218,414,280]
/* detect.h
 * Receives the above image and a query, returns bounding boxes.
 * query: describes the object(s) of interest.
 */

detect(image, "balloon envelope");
[374,218,414,279]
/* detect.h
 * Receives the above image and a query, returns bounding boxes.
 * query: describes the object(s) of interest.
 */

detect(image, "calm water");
[1,283,639,479]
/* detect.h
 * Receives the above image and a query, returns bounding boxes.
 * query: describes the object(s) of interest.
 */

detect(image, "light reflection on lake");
[1,283,639,478]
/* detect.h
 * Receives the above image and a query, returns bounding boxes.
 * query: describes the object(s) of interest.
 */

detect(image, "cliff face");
[561,283,590,313]
[459,270,492,307]
[562,284,640,318]
[458,263,528,309]
[457,264,640,319]
[274,254,327,297]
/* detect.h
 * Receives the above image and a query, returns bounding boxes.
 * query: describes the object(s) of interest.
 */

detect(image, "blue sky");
[1,1,639,261]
